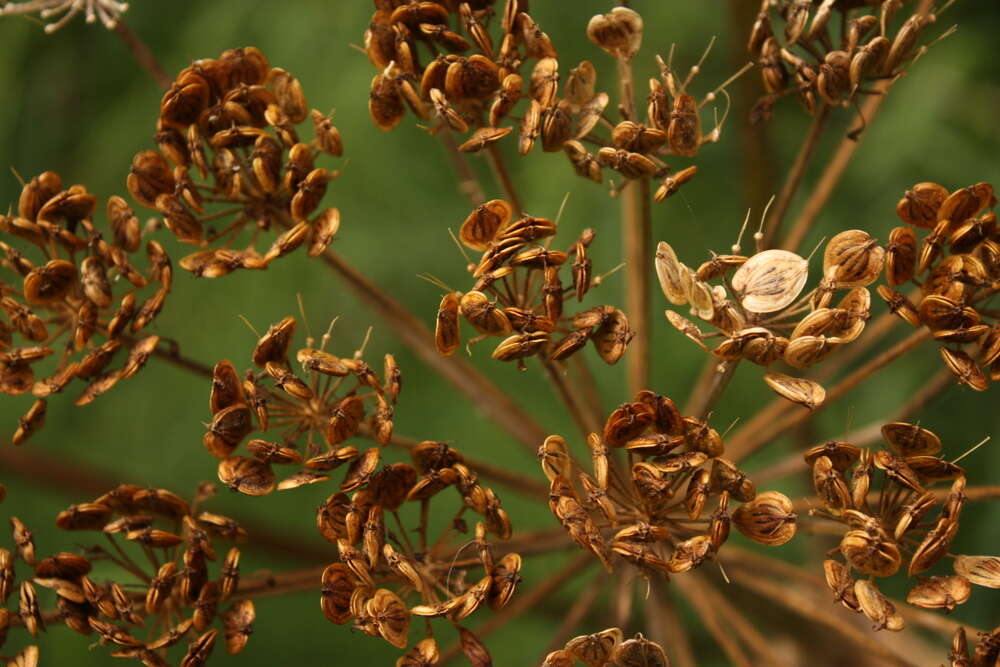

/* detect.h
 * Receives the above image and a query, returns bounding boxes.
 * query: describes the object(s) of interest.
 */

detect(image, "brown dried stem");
[780,87,890,253]
[727,327,932,461]
[674,574,752,667]
[688,572,785,665]
[111,19,171,89]
[438,553,595,664]
[437,131,487,206]
[685,358,740,419]
[484,144,522,214]
[541,570,605,657]
[762,105,830,248]
[540,357,603,439]
[645,583,697,667]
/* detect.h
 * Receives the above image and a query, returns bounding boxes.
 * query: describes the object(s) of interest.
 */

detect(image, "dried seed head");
[587,8,643,60]
[731,249,808,313]
[732,491,797,546]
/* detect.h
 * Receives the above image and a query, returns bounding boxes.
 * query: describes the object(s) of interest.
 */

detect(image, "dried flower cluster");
[657,223,886,409]
[1,2,998,666]
[542,392,795,576]
[434,199,632,367]
[128,47,343,278]
[881,180,998,391]
[3,483,252,666]
[749,0,952,122]
[1,172,169,445]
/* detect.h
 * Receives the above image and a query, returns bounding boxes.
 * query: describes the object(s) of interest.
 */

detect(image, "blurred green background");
[1,1,999,664]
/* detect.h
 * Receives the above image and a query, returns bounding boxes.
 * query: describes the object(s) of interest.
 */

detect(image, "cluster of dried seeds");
[658,223,885,409]
[542,391,796,577]
[2,484,251,666]
[947,625,1000,666]
[1,172,170,445]
[435,199,632,367]
[204,315,400,495]
[127,47,343,277]
[542,627,669,667]
[879,181,998,391]
[748,0,953,121]
[364,1,735,200]
[318,441,517,659]
[0,0,129,32]
[807,423,995,632]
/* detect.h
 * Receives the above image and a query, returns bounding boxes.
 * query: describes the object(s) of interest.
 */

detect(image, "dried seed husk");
[488,552,521,610]
[854,579,905,632]
[909,516,959,576]
[731,249,809,313]
[813,456,852,512]
[823,559,860,612]
[217,457,276,496]
[906,575,971,612]
[783,335,839,369]
[763,373,825,409]
[655,241,688,306]
[880,422,941,457]
[954,555,1000,589]
[941,348,988,392]
[565,627,623,667]
[733,491,797,546]
[840,528,901,577]
[614,633,669,667]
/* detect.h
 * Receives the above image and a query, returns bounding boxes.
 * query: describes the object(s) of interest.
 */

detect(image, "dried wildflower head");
[543,627,668,667]
[0,0,129,32]
[0,483,252,663]
[361,1,740,203]
[542,390,794,579]
[748,0,954,121]
[127,47,344,276]
[879,180,998,391]
[204,314,401,494]
[1,172,171,444]
[318,446,518,656]
[433,199,632,368]
[806,422,982,631]
[658,216,883,408]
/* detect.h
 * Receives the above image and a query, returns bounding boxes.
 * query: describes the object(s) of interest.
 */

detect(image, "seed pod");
[731,249,808,313]
[586,8,642,59]
[941,348,988,392]
[217,456,276,496]
[180,628,218,667]
[840,528,901,577]
[655,241,688,306]
[855,579,905,632]
[907,575,971,612]
[823,559,860,612]
[910,515,959,576]
[460,291,512,335]
[897,182,949,228]
[824,230,885,287]
[367,588,409,649]
[398,637,440,667]
[954,555,1000,589]
[539,435,572,483]
[566,627,623,667]
[733,491,797,546]
[763,373,825,410]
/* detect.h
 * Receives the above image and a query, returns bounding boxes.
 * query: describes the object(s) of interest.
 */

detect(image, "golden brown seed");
[732,491,797,546]
[731,249,809,313]
[763,373,825,410]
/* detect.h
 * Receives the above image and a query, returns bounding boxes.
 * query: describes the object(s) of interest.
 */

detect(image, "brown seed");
[907,575,971,612]
[763,373,825,410]
[733,491,797,546]
[823,559,860,612]
[941,348,988,392]
[566,627,623,667]
[854,579,905,632]
[217,456,276,496]
[731,249,809,313]
[954,555,1000,589]
[586,7,643,59]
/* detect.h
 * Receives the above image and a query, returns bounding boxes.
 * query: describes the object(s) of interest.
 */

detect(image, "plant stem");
[762,105,830,248]
[540,357,602,439]
[674,574,752,667]
[485,145,522,213]
[437,131,486,206]
[780,86,890,253]
[685,358,739,419]
[646,583,697,667]
[540,570,604,658]
[111,19,171,89]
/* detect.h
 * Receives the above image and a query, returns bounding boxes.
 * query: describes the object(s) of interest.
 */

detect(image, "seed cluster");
[806,423,992,633]
[541,627,668,667]
[657,226,886,409]
[748,0,952,121]
[128,47,343,278]
[3,484,251,666]
[1,172,169,445]
[435,199,631,367]
[542,392,796,577]
[879,181,999,391]
[0,0,129,32]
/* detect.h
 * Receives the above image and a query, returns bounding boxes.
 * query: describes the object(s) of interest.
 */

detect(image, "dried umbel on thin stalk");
[434,198,632,366]
[879,180,999,392]
[542,390,795,577]
[204,315,400,495]
[3,483,251,665]
[657,218,884,409]
[362,1,741,202]
[1,172,171,445]
[0,0,129,32]
[128,47,344,277]
[748,0,954,121]
[318,446,517,658]
[542,627,669,667]
[807,423,981,631]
